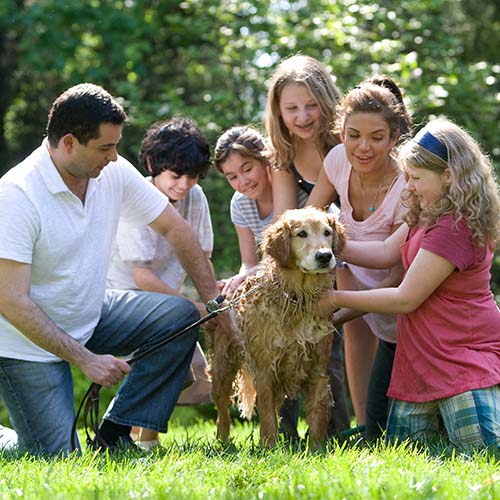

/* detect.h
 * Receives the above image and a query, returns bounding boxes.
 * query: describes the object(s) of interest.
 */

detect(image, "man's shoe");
[89,434,141,453]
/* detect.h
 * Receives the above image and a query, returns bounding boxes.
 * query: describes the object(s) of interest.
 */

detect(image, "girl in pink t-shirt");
[321,118,500,449]
[309,76,412,439]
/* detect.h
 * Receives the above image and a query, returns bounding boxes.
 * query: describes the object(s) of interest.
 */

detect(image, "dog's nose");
[315,250,333,265]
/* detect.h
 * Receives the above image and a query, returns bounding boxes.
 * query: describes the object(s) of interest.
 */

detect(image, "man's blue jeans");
[0,289,199,455]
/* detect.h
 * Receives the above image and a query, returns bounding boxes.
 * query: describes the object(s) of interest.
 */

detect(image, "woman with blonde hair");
[266,54,341,216]
[264,54,350,437]
[320,117,500,449]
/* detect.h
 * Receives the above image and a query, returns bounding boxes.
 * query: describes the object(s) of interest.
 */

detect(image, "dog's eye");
[323,229,332,237]
[297,230,308,238]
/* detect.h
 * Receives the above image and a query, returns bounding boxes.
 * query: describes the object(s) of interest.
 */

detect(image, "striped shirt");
[230,191,272,243]
[230,184,309,243]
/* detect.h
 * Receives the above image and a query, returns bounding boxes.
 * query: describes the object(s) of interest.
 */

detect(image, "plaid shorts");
[387,384,500,449]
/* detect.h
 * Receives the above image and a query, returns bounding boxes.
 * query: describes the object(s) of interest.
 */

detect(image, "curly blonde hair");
[264,55,341,171]
[400,117,500,247]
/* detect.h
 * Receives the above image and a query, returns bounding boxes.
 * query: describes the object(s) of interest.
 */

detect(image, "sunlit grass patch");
[0,420,498,500]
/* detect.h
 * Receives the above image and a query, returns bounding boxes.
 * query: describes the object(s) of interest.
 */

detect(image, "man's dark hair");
[139,116,211,179]
[46,83,127,148]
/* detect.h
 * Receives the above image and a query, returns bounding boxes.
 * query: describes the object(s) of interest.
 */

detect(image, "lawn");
[0,410,499,500]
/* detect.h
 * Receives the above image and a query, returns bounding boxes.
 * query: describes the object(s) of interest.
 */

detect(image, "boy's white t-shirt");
[107,181,213,291]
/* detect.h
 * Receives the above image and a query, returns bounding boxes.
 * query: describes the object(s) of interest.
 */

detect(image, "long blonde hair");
[264,55,341,171]
[400,117,500,247]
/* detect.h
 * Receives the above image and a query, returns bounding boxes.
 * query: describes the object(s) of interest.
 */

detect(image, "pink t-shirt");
[324,144,406,342]
[389,215,500,402]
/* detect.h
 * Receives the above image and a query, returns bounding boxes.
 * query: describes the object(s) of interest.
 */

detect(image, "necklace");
[357,168,388,213]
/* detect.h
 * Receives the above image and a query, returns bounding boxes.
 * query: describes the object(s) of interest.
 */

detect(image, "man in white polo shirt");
[0,83,231,455]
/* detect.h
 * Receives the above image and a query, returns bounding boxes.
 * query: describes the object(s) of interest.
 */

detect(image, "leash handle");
[71,293,229,451]
[71,309,217,451]
[71,381,102,451]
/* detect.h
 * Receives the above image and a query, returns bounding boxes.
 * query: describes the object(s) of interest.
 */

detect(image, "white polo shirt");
[0,140,168,362]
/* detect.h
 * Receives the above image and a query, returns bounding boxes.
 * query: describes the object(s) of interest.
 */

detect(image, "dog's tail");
[236,367,256,420]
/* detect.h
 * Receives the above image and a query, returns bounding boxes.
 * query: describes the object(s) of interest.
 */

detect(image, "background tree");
[2,0,498,279]
[0,1,498,425]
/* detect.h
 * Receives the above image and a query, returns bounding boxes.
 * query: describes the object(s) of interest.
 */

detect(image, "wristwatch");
[206,294,225,313]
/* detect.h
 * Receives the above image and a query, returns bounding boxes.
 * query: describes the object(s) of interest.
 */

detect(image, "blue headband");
[414,129,449,162]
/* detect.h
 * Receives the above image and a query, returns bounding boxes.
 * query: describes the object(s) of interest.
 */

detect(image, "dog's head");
[262,207,346,273]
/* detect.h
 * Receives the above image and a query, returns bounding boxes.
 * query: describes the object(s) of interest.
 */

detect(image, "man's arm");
[0,258,130,387]
[149,205,235,338]
[131,264,208,316]
[149,204,222,303]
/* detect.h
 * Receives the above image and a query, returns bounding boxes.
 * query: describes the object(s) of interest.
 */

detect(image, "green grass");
[0,416,499,500]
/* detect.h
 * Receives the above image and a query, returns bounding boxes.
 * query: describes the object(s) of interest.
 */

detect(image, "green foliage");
[0,0,499,283]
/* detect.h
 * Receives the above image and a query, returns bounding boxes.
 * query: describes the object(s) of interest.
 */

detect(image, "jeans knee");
[169,295,199,321]
[184,299,201,322]
[177,299,200,338]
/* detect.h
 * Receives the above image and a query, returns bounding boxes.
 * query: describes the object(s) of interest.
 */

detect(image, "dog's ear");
[262,219,291,267]
[328,214,347,256]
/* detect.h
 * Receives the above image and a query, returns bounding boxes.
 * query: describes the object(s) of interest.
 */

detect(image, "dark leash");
[70,285,263,451]
[70,294,225,452]
[336,424,366,441]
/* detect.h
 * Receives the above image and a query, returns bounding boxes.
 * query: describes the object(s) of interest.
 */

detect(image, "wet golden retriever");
[206,207,346,447]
